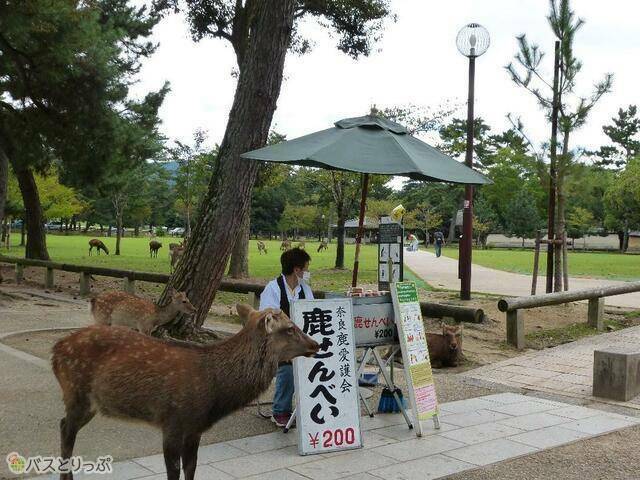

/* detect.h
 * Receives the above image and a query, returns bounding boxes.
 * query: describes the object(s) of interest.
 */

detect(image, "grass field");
[1,235,380,292]
[440,246,640,281]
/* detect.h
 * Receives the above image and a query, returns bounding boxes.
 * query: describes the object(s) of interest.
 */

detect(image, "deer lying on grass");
[90,289,196,335]
[88,239,109,256]
[149,240,162,258]
[317,240,328,252]
[427,323,463,367]
[52,305,319,480]
[257,240,267,255]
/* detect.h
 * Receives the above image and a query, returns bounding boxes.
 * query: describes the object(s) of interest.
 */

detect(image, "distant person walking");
[434,231,445,257]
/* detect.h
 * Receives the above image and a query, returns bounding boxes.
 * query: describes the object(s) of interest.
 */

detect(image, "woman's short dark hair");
[281,248,311,275]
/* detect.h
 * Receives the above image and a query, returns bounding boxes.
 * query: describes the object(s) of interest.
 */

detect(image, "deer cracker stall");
[290,282,441,455]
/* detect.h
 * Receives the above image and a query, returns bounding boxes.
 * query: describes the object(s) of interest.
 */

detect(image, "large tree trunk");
[228,209,250,278]
[12,163,49,260]
[158,1,296,337]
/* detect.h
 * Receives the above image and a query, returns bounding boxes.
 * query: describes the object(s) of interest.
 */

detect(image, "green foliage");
[504,190,541,243]
[595,105,640,168]
[164,0,393,63]
[566,206,595,240]
[604,158,640,235]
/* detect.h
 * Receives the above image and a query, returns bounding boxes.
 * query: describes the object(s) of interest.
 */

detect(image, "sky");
[133,0,639,158]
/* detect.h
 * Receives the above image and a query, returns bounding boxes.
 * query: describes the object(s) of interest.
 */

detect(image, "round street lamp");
[456,23,490,301]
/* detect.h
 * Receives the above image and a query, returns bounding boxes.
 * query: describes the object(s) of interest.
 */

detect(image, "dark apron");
[276,276,305,366]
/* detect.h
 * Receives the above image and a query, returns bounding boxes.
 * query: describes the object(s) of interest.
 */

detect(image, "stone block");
[593,347,640,401]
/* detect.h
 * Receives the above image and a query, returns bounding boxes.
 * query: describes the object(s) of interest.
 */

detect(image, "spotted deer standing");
[169,241,186,272]
[88,239,109,256]
[257,240,267,255]
[317,240,328,252]
[52,305,319,480]
[90,289,196,335]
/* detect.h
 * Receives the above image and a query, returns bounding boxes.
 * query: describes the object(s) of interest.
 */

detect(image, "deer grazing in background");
[317,240,328,252]
[257,240,267,255]
[52,305,319,480]
[295,241,306,250]
[90,288,196,335]
[88,239,109,256]
[149,240,162,258]
[280,239,291,251]
[427,323,463,367]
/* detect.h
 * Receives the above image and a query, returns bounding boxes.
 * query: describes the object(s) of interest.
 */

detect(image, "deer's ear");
[236,304,253,323]
[264,313,277,334]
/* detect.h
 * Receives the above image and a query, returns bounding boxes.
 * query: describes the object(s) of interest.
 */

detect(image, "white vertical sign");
[292,299,363,455]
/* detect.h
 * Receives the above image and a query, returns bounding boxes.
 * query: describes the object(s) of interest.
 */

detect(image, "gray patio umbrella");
[242,114,491,286]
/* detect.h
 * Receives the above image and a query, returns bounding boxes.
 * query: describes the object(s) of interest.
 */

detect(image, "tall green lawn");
[440,246,640,281]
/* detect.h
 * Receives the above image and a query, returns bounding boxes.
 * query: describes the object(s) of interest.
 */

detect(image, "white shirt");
[259,274,314,311]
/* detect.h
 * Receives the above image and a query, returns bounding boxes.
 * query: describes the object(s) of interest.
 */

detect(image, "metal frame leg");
[283,407,296,434]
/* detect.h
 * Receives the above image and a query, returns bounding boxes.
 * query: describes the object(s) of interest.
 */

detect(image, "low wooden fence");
[0,255,484,323]
[498,281,640,349]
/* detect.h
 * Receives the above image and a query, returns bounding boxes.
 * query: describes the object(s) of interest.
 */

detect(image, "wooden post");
[15,263,23,283]
[506,310,524,349]
[45,267,54,289]
[123,277,135,294]
[79,272,91,296]
[532,230,541,295]
[247,291,260,309]
[588,297,604,331]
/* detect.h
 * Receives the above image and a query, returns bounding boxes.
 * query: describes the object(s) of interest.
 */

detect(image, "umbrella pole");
[352,173,370,287]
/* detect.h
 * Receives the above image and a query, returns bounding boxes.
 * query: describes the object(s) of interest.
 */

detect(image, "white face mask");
[299,271,311,284]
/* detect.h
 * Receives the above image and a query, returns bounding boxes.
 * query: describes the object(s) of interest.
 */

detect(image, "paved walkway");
[404,250,640,308]
[462,325,640,411]
[34,393,639,480]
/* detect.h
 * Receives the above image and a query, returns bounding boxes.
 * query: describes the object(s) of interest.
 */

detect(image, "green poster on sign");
[391,281,440,437]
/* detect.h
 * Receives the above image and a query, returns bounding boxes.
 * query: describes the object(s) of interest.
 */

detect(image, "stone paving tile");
[288,450,396,480]
[227,430,297,454]
[443,438,539,466]
[497,412,573,431]
[486,400,563,417]
[133,464,235,480]
[438,397,502,414]
[560,414,639,435]
[370,453,474,480]
[439,409,512,427]
[508,425,592,449]
[481,392,530,405]
[374,421,459,441]
[440,422,525,445]
[241,468,314,480]
[359,413,406,431]
[553,373,592,385]
[371,436,466,462]
[212,446,321,478]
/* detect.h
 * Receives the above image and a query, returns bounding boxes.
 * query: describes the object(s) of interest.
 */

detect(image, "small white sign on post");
[292,299,363,455]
